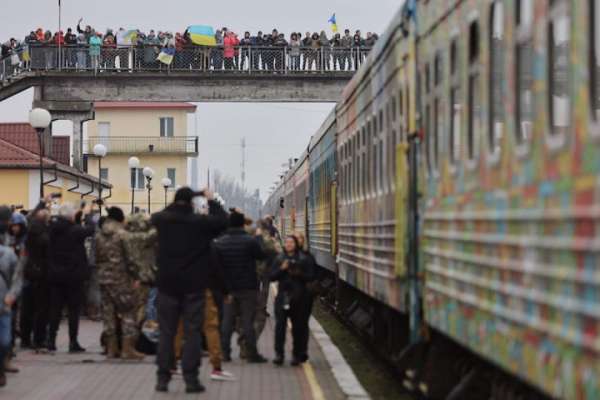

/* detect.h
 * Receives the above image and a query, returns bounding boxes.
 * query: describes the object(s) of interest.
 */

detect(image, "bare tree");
[213,170,262,222]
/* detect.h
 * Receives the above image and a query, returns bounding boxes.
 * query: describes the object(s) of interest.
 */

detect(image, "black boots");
[68,341,86,353]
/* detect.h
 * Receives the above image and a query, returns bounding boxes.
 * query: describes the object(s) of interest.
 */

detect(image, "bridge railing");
[0,44,372,81]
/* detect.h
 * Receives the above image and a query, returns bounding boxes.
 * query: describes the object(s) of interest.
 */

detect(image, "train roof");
[308,108,336,152]
[340,3,414,107]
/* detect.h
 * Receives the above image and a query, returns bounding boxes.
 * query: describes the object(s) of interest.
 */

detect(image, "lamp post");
[28,108,52,199]
[93,143,107,214]
[161,177,172,208]
[128,156,140,214]
[143,166,154,214]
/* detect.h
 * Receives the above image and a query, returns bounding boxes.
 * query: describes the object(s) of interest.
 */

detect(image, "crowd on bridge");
[0,20,379,77]
[0,188,318,393]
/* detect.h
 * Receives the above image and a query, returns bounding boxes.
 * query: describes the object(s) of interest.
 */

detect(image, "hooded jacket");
[0,233,23,315]
[151,200,227,296]
[48,216,95,285]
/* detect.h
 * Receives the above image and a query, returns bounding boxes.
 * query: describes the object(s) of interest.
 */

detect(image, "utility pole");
[241,137,246,211]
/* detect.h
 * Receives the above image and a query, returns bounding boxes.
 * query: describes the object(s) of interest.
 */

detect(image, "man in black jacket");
[47,203,96,353]
[151,187,227,394]
[20,203,51,351]
[213,210,267,363]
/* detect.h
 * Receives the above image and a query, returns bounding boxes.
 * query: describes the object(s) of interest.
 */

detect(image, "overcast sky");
[0,0,399,201]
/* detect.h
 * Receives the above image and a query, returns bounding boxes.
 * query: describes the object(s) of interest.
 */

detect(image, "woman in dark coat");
[270,235,315,366]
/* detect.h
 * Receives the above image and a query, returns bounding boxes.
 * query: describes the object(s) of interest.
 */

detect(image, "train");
[264,1,600,399]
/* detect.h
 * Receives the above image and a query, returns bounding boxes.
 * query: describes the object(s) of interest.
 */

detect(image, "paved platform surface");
[2,316,345,400]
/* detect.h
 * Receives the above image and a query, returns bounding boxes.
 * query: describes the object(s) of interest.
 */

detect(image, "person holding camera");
[270,235,315,366]
[151,187,227,394]
[213,209,268,364]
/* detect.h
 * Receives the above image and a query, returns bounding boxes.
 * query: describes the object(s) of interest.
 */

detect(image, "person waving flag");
[328,14,338,33]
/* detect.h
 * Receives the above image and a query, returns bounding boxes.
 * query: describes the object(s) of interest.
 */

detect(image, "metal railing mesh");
[0,44,372,81]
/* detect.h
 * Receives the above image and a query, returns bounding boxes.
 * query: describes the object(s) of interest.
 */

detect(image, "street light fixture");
[93,143,107,214]
[161,177,172,208]
[128,156,140,214]
[28,108,52,199]
[143,166,154,214]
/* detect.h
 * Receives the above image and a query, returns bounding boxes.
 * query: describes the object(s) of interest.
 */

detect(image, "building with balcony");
[85,102,198,212]
[0,123,110,209]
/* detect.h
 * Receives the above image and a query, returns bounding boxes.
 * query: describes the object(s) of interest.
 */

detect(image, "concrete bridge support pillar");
[33,87,94,171]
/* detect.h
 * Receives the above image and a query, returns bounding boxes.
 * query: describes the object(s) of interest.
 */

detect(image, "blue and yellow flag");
[187,25,217,46]
[157,47,175,65]
[328,14,338,33]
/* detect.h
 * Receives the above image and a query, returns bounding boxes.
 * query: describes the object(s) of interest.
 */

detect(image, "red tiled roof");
[95,102,197,112]
[0,137,58,168]
[0,137,111,188]
[51,136,70,165]
[0,123,71,165]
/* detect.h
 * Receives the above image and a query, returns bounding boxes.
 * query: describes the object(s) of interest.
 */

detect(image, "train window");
[591,0,600,121]
[379,140,385,192]
[361,152,366,198]
[405,86,410,137]
[433,51,443,172]
[515,0,534,145]
[379,110,384,133]
[449,42,462,167]
[425,103,432,172]
[398,90,404,140]
[391,129,397,190]
[468,21,481,162]
[434,53,443,85]
[489,1,505,157]
[548,1,571,139]
[391,96,397,122]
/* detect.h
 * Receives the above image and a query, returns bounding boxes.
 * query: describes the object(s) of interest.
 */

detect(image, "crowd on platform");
[0,20,379,75]
[0,187,318,393]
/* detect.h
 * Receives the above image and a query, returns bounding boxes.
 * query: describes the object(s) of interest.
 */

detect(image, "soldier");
[94,207,144,360]
[122,213,157,325]
[254,219,281,340]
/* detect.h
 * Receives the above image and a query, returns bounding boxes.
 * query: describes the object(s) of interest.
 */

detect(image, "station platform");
[2,316,346,400]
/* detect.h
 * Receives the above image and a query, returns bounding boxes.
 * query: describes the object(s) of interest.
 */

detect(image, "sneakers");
[155,379,169,392]
[185,381,206,393]
[210,369,236,381]
[290,359,302,367]
[273,355,284,366]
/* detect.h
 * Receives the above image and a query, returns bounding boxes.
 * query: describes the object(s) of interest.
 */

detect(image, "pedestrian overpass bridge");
[0,45,359,170]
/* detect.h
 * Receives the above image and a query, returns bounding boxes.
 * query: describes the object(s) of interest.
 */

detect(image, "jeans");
[0,313,12,370]
[156,291,205,384]
[221,289,258,358]
[274,292,312,360]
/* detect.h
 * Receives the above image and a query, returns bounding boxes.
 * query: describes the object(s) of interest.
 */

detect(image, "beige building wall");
[87,105,194,213]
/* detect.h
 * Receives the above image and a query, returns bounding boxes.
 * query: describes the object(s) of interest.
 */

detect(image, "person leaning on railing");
[102,30,117,70]
[289,33,301,71]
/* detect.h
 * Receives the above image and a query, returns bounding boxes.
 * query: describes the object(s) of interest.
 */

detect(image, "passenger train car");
[265,1,599,398]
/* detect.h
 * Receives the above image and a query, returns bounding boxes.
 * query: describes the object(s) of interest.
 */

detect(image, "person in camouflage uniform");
[254,219,281,338]
[122,213,157,325]
[94,207,144,360]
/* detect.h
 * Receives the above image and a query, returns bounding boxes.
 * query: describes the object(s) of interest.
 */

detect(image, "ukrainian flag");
[157,47,175,65]
[117,30,137,46]
[187,25,217,46]
[328,14,338,33]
